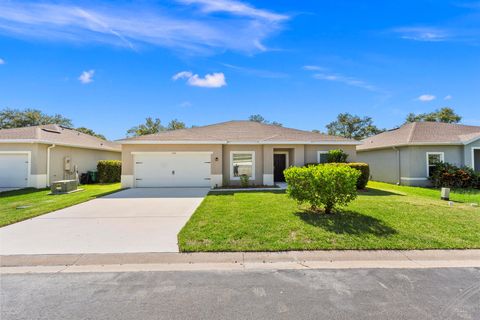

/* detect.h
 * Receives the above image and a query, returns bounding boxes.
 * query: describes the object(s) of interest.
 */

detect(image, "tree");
[284,164,360,214]
[248,114,282,126]
[326,113,384,140]
[405,107,461,124]
[249,114,267,123]
[167,119,186,131]
[0,108,73,129]
[127,117,164,137]
[75,127,106,140]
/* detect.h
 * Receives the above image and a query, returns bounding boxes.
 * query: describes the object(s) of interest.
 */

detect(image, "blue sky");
[0,0,479,140]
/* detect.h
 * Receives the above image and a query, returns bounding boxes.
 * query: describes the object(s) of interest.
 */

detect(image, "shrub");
[429,162,478,189]
[239,174,250,188]
[345,163,370,189]
[284,164,360,214]
[326,149,349,163]
[97,160,122,183]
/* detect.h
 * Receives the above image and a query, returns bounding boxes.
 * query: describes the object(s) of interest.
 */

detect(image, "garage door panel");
[0,154,29,188]
[134,153,211,187]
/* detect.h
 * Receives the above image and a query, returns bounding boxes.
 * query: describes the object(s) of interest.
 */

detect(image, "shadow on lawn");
[360,188,405,197]
[296,210,397,236]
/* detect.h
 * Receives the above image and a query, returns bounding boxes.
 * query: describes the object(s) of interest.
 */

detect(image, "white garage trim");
[0,151,31,188]
[133,152,213,188]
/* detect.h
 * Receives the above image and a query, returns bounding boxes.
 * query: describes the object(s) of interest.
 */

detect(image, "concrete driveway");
[0,188,209,255]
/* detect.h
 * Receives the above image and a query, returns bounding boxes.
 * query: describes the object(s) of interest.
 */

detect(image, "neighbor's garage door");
[0,153,29,188]
[134,152,211,187]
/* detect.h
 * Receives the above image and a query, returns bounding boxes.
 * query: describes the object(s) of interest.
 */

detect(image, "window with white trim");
[426,152,444,177]
[317,151,329,164]
[231,151,255,179]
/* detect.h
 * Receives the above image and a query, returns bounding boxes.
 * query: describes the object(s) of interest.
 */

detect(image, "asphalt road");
[2,268,479,320]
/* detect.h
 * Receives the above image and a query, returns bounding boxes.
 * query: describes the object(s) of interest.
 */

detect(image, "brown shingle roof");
[358,122,480,151]
[119,121,359,144]
[0,124,121,151]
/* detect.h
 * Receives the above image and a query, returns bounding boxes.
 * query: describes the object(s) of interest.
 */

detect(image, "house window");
[317,151,329,164]
[231,151,255,179]
[426,152,444,177]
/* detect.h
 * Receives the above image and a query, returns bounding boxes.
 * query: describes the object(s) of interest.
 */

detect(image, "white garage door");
[0,153,29,188]
[134,152,211,187]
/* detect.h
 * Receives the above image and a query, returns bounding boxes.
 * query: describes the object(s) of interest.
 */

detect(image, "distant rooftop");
[358,122,480,151]
[0,124,120,151]
[119,120,360,144]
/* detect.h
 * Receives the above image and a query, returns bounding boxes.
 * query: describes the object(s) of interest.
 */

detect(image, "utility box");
[441,187,450,201]
[51,180,78,194]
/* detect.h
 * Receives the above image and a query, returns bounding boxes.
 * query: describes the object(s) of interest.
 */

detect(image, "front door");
[273,153,287,182]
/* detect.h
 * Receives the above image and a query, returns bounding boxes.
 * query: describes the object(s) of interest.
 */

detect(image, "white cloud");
[417,94,436,102]
[0,58,4,64]
[0,1,288,54]
[302,65,325,71]
[393,27,449,42]
[177,0,288,22]
[173,71,227,88]
[180,101,192,107]
[313,73,378,92]
[78,70,95,84]
[444,95,452,100]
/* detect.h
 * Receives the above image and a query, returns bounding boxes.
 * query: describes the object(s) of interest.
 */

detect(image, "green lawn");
[178,181,480,252]
[0,184,122,227]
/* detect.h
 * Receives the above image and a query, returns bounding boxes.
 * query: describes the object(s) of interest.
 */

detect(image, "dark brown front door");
[274,154,287,182]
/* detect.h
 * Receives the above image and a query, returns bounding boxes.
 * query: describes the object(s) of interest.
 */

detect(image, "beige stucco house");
[118,121,359,188]
[357,122,480,186]
[0,124,121,189]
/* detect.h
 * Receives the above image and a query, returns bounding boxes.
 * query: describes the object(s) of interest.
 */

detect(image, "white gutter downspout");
[393,146,401,185]
[46,144,56,187]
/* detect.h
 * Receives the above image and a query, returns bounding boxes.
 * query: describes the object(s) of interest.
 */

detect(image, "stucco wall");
[223,144,264,185]
[121,144,223,176]
[404,145,463,178]
[49,146,120,182]
[465,139,480,170]
[304,145,357,164]
[357,148,400,184]
[358,145,465,187]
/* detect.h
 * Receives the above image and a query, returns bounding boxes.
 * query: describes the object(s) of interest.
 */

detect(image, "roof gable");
[0,125,121,151]
[358,122,480,151]
[119,121,359,145]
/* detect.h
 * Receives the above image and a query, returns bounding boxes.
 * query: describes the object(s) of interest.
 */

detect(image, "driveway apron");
[0,188,209,254]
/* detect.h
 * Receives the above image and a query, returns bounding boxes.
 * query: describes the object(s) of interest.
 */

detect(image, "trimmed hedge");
[345,163,370,189]
[303,162,370,189]
[284,164,360,214]
[97,160,122,183]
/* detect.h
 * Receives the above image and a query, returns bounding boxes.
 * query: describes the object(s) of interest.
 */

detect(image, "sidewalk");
[2,250,479,274]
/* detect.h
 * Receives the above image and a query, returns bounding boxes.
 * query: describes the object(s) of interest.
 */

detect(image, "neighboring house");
[118,121,360,188]
[357,122,480,186]
[0,124,121,188]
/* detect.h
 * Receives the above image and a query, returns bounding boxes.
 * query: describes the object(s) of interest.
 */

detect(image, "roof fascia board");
[0,139,120,152]
[119,140,361,145]
[357,141,464,152]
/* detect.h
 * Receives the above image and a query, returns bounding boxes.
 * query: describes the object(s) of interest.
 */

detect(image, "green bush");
[239,174,249,188]
[302,162,370,189]
[430,162,479,189]
[326,149,349,163]
[284,164,360,214]
[345,163,370,189]
[97,160,122,183]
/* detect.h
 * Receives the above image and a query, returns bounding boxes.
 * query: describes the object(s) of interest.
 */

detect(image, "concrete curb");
[1,250,479,272]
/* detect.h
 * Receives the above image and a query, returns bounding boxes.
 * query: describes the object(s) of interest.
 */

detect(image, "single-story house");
[357,122,480,186]
[0,124,121,188]
[118,121,360,188]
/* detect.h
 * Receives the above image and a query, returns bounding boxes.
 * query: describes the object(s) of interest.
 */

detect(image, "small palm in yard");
[284,164,360,214]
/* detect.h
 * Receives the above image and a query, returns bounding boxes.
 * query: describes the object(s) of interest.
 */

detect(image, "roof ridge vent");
[41,124,62,134]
